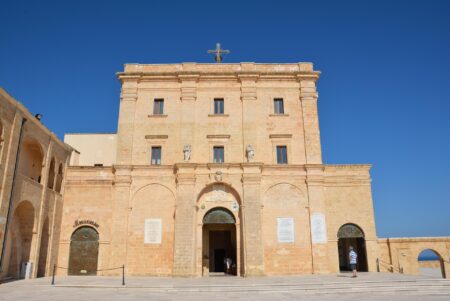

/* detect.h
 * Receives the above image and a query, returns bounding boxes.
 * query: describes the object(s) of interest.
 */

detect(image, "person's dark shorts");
[350,263,357,271]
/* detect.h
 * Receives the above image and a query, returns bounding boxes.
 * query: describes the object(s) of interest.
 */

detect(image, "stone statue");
[183,144,191,161]
[246,145,255,162]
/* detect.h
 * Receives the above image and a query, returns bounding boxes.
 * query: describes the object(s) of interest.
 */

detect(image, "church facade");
[59,62,379,277]
[1,62,449,279]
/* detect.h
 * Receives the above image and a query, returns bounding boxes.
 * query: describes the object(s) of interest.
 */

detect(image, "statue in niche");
[183,144,191,161]
[246,145,255,162]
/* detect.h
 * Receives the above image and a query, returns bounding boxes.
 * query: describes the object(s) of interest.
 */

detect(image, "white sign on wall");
[311,213,328,244]
[144,219,162,244]
[277,217,295,243]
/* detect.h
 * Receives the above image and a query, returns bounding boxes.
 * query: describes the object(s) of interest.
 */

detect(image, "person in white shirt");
[349,246,358,277]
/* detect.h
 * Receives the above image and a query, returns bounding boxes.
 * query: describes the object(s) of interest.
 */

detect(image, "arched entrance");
[337,223,368,272]
[418,249,446,278]
[202,207,237,276]
[7,201,35,278]
[68,226,99,275]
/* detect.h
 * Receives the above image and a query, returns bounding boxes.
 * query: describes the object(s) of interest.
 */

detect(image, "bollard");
[51,264,56,285]
[122,264,125,286]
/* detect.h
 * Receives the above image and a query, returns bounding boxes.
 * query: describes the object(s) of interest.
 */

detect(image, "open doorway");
[202,208,237,276]
[337,223,368,272]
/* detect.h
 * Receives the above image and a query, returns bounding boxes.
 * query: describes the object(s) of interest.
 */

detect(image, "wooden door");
[68,227,99,275]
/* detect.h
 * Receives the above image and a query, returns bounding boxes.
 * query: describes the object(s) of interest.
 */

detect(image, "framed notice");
[311,213,327,244]
[144,219,162,244]
[277,217,295,243]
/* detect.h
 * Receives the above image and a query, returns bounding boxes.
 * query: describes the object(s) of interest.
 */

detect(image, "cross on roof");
[207,43,230,63]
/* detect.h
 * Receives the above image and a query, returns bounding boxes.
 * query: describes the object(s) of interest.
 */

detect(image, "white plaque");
[277,217,295,243]
[311,213,327,244]
[144,219,162,244]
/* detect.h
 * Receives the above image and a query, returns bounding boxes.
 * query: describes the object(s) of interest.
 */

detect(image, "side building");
[0,88,72,279]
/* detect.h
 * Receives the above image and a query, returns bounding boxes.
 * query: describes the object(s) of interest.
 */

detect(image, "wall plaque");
[311,213,327,244]
[277,217,294,243]
[144,219,162,244]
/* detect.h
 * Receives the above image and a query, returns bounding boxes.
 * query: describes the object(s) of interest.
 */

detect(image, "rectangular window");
[276,146,288,164]
[151,146,161,165]
[214,98,224,114]
[153,99,164,115]
[213,146,224,163]
[274,98,284,114]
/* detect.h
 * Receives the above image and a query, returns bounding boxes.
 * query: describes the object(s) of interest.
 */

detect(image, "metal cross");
[207,43,230,63]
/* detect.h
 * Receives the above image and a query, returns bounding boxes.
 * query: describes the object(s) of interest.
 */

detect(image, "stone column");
[116,75,139,165]
[110,166,132,274]
[173,164,197,276]
[298,65,322,164]
[305,165,330,274]
[241,164,265,276]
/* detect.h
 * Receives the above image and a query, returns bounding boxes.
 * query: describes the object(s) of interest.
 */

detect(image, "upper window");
[213,146,224,163]
[153,99,164,115]
[151,146,162,165]
[274,98,284,114]
[214,98,224,114]
[276,146,288,164]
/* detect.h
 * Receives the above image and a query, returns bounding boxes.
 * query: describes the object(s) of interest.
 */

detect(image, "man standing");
[349,246,358,277]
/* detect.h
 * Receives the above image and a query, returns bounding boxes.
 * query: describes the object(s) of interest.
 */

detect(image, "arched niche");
[47,158,55,189]
[55,163,63,193]
[18,137,44,183]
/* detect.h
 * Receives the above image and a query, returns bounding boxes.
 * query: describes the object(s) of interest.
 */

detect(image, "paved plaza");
[1,273,449,301]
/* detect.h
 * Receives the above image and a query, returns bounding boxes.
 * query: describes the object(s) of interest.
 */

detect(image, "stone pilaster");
[305,164,330,274]
[241,164,264,276]
[110,166,132,271]
[116,75,139,165]
[31,140,54,277]
[239,64,259,163]
[178,69,199,163]
[0,112,23,271]
[299,66,322,164]
[173,164,196,276]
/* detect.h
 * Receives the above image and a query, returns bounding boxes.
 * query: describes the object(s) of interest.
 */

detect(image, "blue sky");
[1,0,449,238]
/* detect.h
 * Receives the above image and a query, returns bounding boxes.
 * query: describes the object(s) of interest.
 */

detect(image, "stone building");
[58,62,379,277]
[0,62,449,280]
[0,89,72,279]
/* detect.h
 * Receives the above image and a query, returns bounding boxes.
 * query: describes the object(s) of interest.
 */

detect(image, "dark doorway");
[337,224,368,272]
[214,249,226,272]
[203,207,237,276]
[68,226,99,275]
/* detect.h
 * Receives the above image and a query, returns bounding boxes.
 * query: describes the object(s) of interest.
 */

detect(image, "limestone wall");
[0,88,72,279]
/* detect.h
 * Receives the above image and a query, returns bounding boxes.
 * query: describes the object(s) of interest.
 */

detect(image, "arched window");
[47,158,55,189]
[55,163,63,193]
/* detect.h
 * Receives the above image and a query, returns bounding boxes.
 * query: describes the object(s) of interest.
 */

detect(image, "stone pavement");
[1,272,449,301]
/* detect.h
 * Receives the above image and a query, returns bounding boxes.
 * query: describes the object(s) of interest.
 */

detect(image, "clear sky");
[1,0,449,238]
